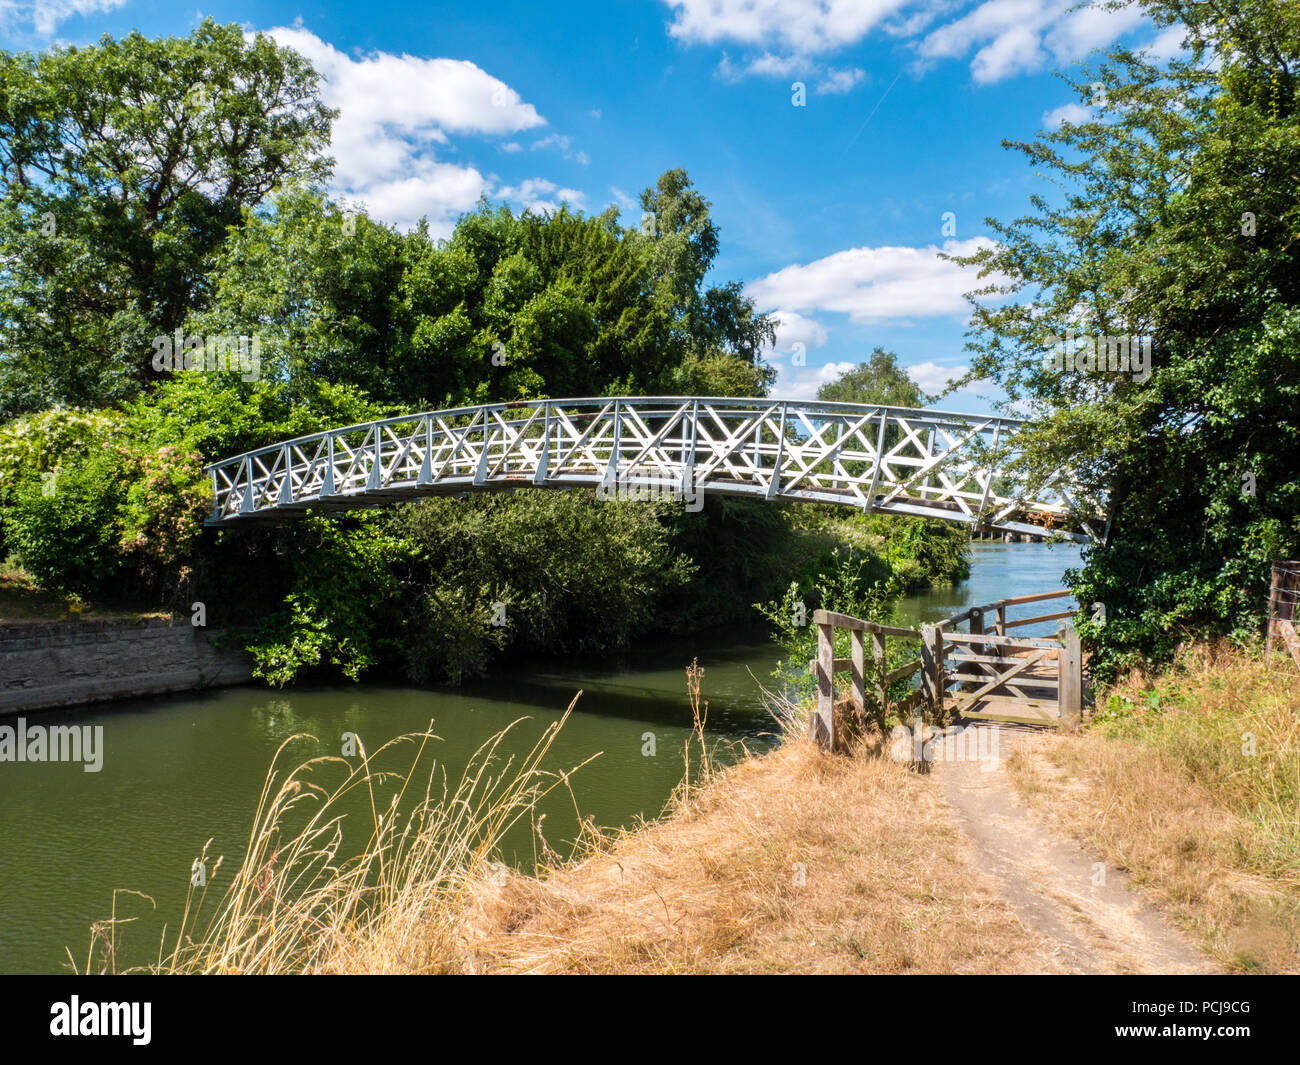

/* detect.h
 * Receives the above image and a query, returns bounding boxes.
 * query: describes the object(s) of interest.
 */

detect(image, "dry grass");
[1004,642,1300,973]
[79,701,589,974]
[455,735,1061,974]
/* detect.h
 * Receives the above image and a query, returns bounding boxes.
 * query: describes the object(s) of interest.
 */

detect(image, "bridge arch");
[204,396,1098,542]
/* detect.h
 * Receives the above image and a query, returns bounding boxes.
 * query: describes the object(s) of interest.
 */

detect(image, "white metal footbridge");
[204,397,1100,541]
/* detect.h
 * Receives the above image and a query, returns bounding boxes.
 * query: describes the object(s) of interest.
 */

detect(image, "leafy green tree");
[816,348,934,408]
[5,456,127,594]
[188,189,407,405]
[0,19,334,416]
[951,0,1300,680]
[640,169,776,368]
[244,516,411,686]
[195,171,774,409]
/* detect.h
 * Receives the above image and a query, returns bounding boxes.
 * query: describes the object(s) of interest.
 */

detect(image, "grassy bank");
[455,738,1052,973]
[88,643,1298,975]
[1006,643,1300,973]
[96,703,1062,975]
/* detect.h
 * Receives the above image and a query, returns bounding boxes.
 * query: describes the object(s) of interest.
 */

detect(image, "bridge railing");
[808,589,1083,750]
[203,396,1101,541]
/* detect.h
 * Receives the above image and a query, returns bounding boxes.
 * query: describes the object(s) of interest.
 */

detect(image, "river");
[0,538,1081,974]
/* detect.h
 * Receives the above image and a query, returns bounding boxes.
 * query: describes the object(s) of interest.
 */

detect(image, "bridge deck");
[202,396,1101,542]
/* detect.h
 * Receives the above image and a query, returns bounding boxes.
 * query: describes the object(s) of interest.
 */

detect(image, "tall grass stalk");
[80,698,591,974]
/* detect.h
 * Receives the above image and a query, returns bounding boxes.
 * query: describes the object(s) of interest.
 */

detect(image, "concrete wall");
[0,619,254,715]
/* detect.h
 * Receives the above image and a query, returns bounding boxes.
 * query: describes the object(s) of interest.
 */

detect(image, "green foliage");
[755,553,917,733]
[869,515,971,590]
[193,171,775,409]
[244,517,410,686]
[951,0,1300,681]
[666,352,775,397]
[816,348,935,408]
[5,452,126,593]
[0,408,121,515]
[0,19,334,417]
[390,490,694,683]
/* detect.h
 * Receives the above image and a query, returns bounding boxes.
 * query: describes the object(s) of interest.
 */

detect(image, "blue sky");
[0,0,1188,413]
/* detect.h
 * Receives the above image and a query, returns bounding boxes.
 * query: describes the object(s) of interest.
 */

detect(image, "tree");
[189,188,407,405]
[816,348,935,407]
[951,0,1300,680]
[638,168,775,371]
[194,171,776,408]
[0,19,334,416]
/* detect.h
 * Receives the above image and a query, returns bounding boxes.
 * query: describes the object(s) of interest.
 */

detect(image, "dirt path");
[933,727,1218,974]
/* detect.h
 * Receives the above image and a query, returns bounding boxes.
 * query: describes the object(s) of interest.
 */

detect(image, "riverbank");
[74,642,1293,974]
[362,644,1293,974]
[0,618,253,715]
[316,725,1217,974]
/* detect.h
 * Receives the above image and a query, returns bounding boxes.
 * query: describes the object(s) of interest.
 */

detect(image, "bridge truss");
[205,397,1100,541]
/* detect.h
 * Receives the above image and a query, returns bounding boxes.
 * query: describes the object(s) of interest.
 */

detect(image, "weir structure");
[204,396,1101,542]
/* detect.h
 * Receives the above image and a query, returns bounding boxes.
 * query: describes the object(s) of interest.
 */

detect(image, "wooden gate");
[809,589,1083,750]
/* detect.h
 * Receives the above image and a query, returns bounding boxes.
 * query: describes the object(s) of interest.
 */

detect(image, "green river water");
[0,539,1081,974]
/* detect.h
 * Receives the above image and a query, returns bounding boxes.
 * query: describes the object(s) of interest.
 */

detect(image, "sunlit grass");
[79,698,592,974]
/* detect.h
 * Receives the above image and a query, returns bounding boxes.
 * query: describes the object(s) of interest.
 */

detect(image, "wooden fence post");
[1271,562,1300,671]
[1058,628,1083,730]
[871,629,887,716]
[1268,563,1282,653]
[850,628,866,731]
[968,607,986,696]
[933,624,946,720]
[919,623,937,715]
[813,621,835,751]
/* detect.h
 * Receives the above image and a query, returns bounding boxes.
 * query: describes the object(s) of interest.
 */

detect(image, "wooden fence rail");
[809,588,1083,751]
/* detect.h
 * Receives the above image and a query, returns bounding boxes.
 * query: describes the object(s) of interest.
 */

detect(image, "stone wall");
[0,619,254,715]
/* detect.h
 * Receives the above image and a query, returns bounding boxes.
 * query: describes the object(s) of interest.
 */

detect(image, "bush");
[392,490,694,682]
[5,454,126,594]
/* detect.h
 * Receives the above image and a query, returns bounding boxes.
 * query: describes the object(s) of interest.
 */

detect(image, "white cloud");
[1044,2,1146,62]
[670,0,1156,87]
[748,237,1003,323]
[772,359,858,401]
[769,309,830,354]
[918,0,1147,83]
[666,0,911,54]
[496,178,586,215]
[265,25,560,235]
[530,131,590,165]
[906,359,969,395]
[816,66,868,94]
[1141,22,1189,62]
[718,50,810,81]
[0,0,125,37]
[716,49,866,93]
[1042,101,1092,128]
[608,185,641,215]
